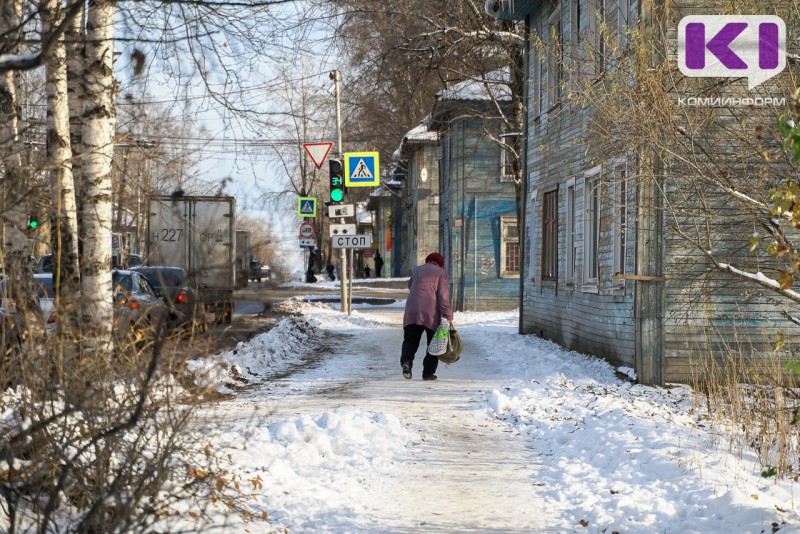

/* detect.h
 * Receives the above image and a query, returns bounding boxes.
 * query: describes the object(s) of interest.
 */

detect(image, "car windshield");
[35,277,54,299]
[135,268,185,289]
[112,273,133,292]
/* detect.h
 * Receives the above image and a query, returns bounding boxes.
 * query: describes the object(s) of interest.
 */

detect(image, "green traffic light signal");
[329,157,345,203]
[28,216,39,230]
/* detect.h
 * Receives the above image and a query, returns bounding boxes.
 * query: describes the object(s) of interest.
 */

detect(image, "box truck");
[234,230,250,288]
[146,195,235,324]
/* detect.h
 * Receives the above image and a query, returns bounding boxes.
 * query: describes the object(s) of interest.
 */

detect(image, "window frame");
[541,188,559,282]
[565,177,577,286]
[582,165,602,292]
[612,161,629,288]
[500,216,521,279]
[528,187,538,281]
[588,0,607,76]
[547,7,564,107]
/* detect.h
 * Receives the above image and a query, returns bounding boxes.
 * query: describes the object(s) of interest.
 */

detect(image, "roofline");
[484,0,537,20]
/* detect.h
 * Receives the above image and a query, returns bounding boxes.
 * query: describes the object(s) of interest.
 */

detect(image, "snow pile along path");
[181,301,800,533]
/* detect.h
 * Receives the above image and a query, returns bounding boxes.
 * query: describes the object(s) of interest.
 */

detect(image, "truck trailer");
[146,195,236,324]
[234,230,250,289]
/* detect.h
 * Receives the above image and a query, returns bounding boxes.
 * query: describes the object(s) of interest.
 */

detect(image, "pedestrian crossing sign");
[344,152,380,187]
[297,197,317,217]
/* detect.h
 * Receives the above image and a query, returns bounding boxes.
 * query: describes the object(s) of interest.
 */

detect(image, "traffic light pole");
[331,69,349,314]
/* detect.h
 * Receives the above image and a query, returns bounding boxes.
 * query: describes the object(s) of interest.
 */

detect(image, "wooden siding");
[441,118,519,311]
[518,0,800,385]
[521,0,639,373]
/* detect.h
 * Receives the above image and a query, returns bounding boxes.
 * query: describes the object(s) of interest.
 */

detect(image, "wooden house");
[393,120,442,276]
[487,0,800,385]
[429,73,520,311]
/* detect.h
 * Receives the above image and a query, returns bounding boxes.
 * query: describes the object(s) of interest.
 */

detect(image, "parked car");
[112,270,168,343]
[38,253,143,274]
[131,266,206,332]
[34,254,52,274]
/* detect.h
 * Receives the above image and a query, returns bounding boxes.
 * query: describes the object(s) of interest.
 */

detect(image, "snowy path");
[234,309,547,532]
[186,301,800,533]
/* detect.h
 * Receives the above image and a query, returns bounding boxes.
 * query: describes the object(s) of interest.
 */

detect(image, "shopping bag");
[438,325,462,364]
[427,320,450,356]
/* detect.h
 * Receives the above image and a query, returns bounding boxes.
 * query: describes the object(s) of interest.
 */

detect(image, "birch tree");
[43,0,81,359]
[79,0,117,351]
[0,0,24,256]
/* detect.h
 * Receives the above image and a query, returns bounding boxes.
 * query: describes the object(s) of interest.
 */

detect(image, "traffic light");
[27,214,39,232]
[329,158,345,203]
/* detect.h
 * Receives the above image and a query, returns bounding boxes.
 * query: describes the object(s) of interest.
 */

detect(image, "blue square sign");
[344,152,380,187]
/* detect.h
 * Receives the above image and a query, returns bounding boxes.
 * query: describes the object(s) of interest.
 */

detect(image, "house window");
[528,187,538,280]
[617,0,631,52]
[541,190,558,281]
[613,164,628,286]
[583,166,601,289]
[499,130,515,182]
[565,178,576,285]
[589,0,606,75]
[548,8,564,105]
[501,216,520,278]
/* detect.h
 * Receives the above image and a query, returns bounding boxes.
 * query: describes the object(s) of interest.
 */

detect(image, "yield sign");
[303,142,334,169]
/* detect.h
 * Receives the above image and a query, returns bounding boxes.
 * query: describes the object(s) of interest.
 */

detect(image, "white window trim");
[500,216,520,279]
[529,187,538,281]
[612,162,628,289]
[588,0,607,76]
[547,7,563,107]
[617,0,631,52]
[565,177,576,286]
[582,165,601,293]
[532,31,543,118]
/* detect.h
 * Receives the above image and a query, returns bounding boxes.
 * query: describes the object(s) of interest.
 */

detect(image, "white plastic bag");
[427,320,449,356]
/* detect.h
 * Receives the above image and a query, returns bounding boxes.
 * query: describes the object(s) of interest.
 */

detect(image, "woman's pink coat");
[403,261,454,330]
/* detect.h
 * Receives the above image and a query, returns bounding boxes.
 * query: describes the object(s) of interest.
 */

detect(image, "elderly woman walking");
[401,252,454,381]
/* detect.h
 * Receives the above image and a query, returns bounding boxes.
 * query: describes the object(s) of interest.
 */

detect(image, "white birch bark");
[80,0,117,349]
[66,0,85,218]
[43,0,81,320]
[0,0,25,254]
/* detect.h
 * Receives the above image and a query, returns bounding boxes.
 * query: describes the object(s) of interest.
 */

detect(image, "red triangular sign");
[303,142,334,169]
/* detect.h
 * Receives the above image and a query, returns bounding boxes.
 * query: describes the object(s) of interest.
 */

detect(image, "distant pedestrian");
[326,262,336,281]
[364,266,371,278]
[400,252,453,381]
[374,252,384,278]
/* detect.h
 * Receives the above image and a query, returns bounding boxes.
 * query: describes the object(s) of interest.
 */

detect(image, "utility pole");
[331,69,349,314]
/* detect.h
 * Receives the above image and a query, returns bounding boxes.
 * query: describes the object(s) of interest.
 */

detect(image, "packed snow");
[181,298,800,533]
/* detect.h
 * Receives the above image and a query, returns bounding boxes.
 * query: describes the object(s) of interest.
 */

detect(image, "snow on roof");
[436,70,512,102]
[357,210,373,224]
[395,117,439,160]
[403,120,438,143]
[369,185,392,197]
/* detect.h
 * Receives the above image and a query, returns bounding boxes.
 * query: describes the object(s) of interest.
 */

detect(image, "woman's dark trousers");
[401,324,438,378]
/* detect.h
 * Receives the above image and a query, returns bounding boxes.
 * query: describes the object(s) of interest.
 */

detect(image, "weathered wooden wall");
[441,118,520,311]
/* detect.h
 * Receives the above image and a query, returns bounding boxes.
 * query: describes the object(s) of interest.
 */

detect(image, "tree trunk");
[43,0,82,359]
[0,0,25,255]
[80,0,117,352]
[66,0,86,239]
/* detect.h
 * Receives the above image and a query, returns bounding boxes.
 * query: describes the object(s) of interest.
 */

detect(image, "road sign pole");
[331,68,349,314]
